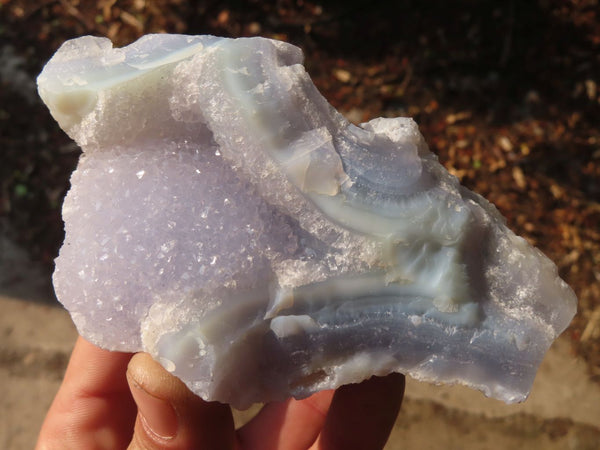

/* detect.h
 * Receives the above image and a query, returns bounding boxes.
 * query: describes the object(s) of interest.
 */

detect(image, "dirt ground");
[2,291,600,449]
[1,1,599,448]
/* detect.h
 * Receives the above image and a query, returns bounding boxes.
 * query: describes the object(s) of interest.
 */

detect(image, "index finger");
[37,336,136,449]
[313,373,405,450]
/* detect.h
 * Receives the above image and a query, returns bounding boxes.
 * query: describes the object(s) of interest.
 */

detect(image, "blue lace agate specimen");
[38,35,577,408]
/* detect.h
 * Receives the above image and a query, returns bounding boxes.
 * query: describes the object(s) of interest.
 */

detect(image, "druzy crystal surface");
[38,35,577,408]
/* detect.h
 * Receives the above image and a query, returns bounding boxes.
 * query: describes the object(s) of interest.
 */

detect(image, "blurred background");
[1,1,599,448]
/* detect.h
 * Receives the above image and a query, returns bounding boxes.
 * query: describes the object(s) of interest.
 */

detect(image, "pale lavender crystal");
[37,35,577,408]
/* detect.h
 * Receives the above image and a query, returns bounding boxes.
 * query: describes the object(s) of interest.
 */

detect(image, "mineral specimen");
[38,34,577,408]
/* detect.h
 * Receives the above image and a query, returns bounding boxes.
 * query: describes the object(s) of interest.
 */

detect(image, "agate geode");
[37,35,577,408]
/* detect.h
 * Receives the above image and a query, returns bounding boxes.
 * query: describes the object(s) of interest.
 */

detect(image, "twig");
[581,307,600,342]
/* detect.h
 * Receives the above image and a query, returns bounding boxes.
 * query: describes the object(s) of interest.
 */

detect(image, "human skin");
[36,336,405,449]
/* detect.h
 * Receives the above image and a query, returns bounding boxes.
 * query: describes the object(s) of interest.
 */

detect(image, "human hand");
[37,336,404,449]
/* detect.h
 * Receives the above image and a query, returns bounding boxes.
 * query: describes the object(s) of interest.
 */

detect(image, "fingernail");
[130,380,178,440]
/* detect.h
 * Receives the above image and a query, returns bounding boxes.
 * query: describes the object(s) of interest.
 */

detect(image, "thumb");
[126,353,235,450]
